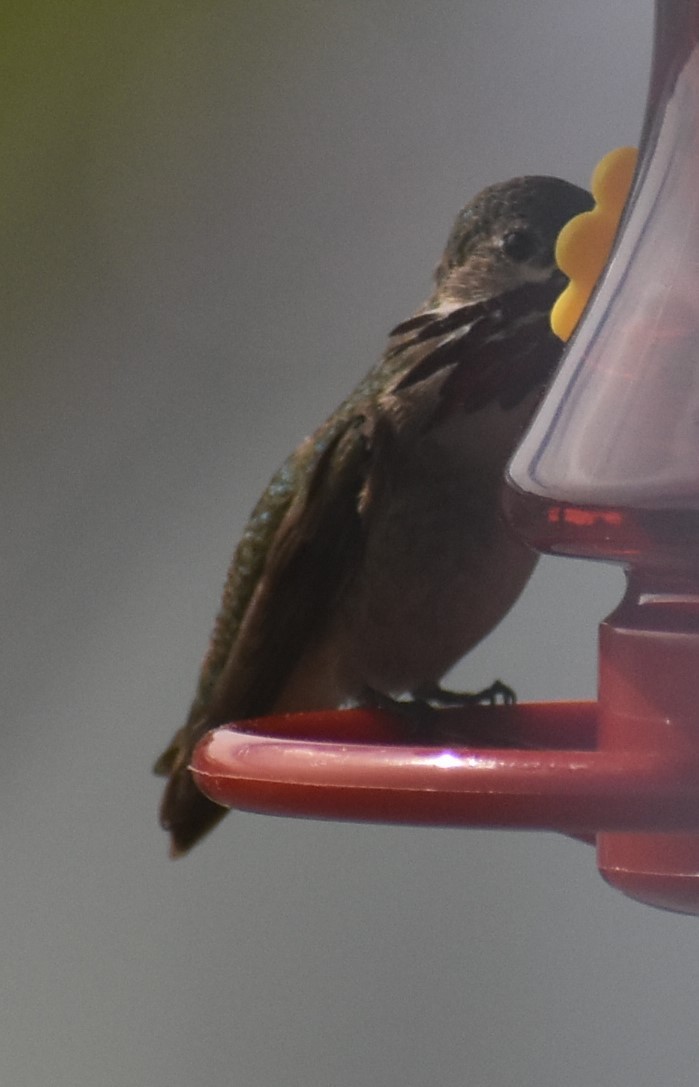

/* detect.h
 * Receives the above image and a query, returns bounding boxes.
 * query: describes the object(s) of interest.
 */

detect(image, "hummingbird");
[155,175,593,856]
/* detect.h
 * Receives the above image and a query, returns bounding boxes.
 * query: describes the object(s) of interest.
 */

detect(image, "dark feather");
[438,279,564,416]
[158,414,373,854]
[392,329,478,393]
[390,279,563,416]
[389,302,480,343]
[388,312,436,337]
[437,318,561,417]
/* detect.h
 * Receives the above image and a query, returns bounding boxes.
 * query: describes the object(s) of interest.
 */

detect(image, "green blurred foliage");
[2,4,171,236]
[2,4,312,253]
[1,0,310,392]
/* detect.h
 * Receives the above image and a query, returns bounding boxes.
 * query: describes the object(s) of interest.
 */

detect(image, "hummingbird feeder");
[191,0,699,916]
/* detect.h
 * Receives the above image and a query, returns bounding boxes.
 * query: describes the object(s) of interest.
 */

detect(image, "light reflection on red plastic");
[190,700,699,832]
[545,507,623,528]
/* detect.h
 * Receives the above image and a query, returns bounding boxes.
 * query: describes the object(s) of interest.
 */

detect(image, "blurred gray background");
[6,3,699,1086]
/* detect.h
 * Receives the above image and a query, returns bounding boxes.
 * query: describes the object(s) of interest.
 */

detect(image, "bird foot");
[360,686,440,739]
[412,680,516,707]
[360,680,516,743]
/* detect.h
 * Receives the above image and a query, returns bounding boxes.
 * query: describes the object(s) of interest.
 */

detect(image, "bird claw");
[359,680,517,743]
[412,679,516,707]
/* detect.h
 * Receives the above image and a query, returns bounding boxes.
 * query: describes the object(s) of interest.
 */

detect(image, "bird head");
[433,176,594,304]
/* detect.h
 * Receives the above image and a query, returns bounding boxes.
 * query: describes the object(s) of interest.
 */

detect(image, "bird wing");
[155,410,373,853]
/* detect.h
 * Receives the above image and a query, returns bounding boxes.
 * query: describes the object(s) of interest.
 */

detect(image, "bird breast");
[336,390,540,695]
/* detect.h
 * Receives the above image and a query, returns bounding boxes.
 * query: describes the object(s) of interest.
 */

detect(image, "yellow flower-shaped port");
[551,146,638,341]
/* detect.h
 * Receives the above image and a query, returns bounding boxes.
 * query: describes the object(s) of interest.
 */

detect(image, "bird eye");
[501,229,537,262]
